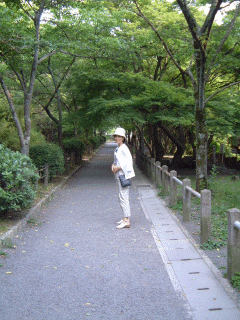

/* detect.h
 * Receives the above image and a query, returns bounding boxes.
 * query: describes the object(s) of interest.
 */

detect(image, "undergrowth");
[231,273,240,290]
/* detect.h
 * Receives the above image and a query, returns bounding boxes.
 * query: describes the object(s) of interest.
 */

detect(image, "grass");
[160,167,240,249]
[0,220,11,234]
[231,272,240,290]
[205,174,240,248]
[1,238,15,249]
[0,215,23,238]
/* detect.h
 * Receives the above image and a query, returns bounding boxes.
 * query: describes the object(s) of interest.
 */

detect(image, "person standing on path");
[111,127,135,229]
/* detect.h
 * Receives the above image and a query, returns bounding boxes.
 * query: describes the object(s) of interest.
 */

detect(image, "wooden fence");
[136,151,211,244]
[36,164,49,188]
[135,150,240,279]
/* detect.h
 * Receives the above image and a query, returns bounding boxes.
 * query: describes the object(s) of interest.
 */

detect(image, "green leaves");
[0,144,39,213]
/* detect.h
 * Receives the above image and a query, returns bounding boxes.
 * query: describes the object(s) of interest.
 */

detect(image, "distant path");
[0,143,192,320]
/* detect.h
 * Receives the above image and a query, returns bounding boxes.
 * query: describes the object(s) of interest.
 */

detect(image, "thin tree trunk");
[195,43,208,191]
[153,124,165,162]
[188,127,196,159]
[22,2,45,155]
[47,59,63,148]
[171,126,186,168]
[0,77,26,153]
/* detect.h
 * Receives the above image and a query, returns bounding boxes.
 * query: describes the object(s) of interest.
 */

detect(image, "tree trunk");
[0,77,26,153]
[153,124,165,162]
[48,59,63,148]
[22,4,44,156]
[188,127,196,159]
[195,45,208,191]
[171,125,186,167]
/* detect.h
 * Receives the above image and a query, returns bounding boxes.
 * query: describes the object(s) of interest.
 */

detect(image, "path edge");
[0,145,105,248]
[0,164,82,248]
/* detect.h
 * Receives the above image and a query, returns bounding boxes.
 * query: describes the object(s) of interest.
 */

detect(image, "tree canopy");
[0,0,240,189]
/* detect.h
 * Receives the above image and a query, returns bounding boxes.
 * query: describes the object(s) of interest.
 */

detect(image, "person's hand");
[112,164,120,173]
[112,164,117,173]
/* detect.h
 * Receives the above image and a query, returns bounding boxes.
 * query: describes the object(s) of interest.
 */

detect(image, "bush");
[0,144,39,213]
[89,135,106,149]
[62,138,85,159]
[30,143,64,177]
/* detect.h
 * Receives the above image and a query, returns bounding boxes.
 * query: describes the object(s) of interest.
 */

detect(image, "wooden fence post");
[200,189,212,244]
[213,145,216,165]
[170,171,177,206]
[70,152,75,167]
[162,165,168,194]
[151,158,156,182]
[156,161,161,187]
[183,178,191,221]
[44,163,49,188]
[220,143,224,165]
[147,157,152,177]
[227,208,240,280]
[35,169,39,189]
[144,155,148,176]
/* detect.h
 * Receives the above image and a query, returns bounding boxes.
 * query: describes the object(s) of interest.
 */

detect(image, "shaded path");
[0,143,191,320]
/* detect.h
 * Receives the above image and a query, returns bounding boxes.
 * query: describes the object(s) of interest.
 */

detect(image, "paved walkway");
[0,143,239,320]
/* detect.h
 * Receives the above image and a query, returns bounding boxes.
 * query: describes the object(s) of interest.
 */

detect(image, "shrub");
[0,144,39,213]
[30,143,64,177]
[62,138,85,159]
[89,135,106,149]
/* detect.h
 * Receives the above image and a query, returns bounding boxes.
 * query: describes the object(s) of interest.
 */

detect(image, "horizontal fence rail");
[234,221,240,230]
[186,186,201,199]
[172,176,183,186]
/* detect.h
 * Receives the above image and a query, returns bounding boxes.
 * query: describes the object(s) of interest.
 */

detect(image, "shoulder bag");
[119,174,132,187]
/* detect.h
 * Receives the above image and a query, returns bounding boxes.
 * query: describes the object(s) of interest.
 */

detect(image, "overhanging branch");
[205,80,240,103]
[133,0,186,76]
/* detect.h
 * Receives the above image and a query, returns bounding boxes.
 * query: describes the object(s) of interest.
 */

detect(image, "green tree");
[0,0,74,155]
[109,0,240,190]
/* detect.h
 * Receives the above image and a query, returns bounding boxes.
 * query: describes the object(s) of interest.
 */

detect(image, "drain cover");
[136,185,151,187]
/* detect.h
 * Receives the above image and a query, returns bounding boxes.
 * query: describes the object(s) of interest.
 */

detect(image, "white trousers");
[116,178,131,218]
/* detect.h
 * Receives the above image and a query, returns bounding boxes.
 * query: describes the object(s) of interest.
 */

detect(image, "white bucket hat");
[113,127,126,138]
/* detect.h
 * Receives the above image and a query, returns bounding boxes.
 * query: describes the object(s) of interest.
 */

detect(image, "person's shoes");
[116,219,123,224]
[116,219,130,229]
